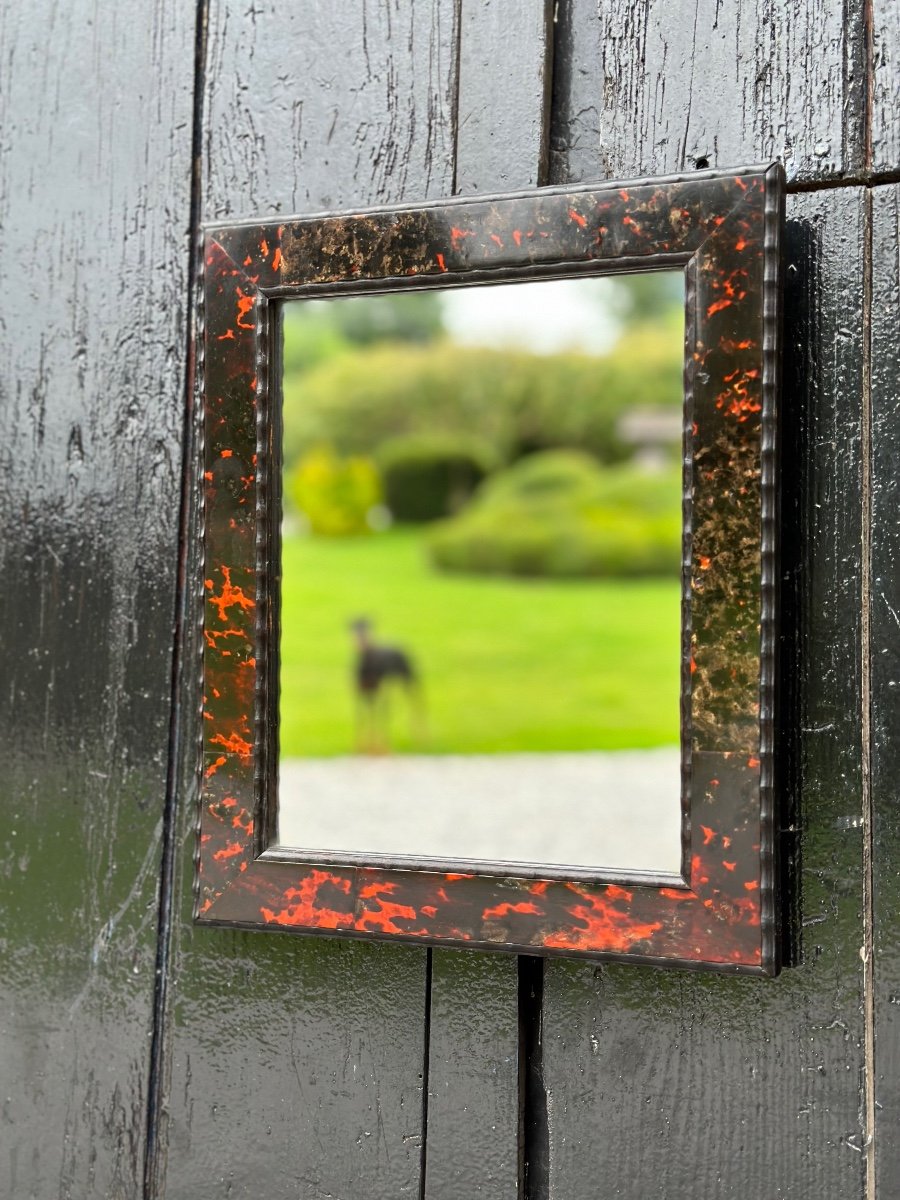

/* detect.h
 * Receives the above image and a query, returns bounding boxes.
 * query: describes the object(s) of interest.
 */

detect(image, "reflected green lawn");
[280,529,680,756]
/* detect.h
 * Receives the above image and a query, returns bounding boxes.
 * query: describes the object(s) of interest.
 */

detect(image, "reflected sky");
[440,278,621,355]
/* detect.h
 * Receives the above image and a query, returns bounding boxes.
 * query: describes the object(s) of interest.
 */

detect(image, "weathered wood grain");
[871,2,900,174]
[422,952,520,1198]
[0,2,195,1196]
[549,0,867,185]
[159,5,459,1198]
[454,0,554,192]
[540,188,869,1199]
[202,0,457,220]
[871,182,900,1193]
[163,928,430,1199]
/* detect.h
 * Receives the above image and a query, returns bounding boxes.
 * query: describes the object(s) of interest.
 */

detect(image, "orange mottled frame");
[195,165,784,974]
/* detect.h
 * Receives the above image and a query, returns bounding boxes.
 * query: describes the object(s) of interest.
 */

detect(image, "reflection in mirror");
[274,272,686,876]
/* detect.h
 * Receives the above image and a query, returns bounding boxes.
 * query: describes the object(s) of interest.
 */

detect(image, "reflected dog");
[350,617,424,754]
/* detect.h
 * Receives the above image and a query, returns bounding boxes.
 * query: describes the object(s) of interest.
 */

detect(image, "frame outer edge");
[201,164,777,234]
[191,229,208,922]
[194,168,784,973]
[758,162,786,974]
[196,913,772,977]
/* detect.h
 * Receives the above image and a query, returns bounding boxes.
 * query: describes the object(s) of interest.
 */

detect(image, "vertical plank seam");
[864,0,875,173]
[418,948,434,1200]
[535,0,556,188]
[519,956,549,1199]
[861,182,877,1200]
[142,1,210,1195]
[450,0,464,196]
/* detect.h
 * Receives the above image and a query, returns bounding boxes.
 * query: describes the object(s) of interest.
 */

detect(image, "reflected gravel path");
[277,748,683,875]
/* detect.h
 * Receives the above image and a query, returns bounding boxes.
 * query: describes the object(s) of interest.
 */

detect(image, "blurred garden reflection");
[276,273,687,873]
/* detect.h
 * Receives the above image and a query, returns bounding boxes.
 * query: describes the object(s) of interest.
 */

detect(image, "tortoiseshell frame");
[195,164,784,974]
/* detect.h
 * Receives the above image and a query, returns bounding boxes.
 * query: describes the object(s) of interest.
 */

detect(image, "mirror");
[274,272,686,877]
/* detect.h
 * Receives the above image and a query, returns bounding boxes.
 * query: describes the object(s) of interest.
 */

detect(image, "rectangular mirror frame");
[195,164,784,974]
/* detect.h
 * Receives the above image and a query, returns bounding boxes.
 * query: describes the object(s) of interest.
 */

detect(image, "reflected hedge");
[376,433,497,522]
[282,327,682,471]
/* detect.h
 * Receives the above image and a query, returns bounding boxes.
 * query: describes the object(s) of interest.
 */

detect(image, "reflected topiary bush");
[427,450,682,578]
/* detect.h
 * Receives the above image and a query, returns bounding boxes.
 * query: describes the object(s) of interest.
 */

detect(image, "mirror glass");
[275,272,686,876]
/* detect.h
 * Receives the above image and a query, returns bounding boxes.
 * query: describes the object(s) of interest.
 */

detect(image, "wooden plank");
[420,7,554,1196]
[454,0,554,192]
[421,952,521,1198]
[871,182,900,1194]
[872,2,900,174]
[159,5,458,1198]
[0,2,195,1197]
[203,0,457,218]
[549,0,867,186]
[540,188,869,1199]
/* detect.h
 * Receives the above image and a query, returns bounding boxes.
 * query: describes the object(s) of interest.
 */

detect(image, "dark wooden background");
[1,2,898,1197]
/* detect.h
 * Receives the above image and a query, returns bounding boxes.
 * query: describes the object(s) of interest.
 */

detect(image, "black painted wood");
[541,188,869,1198]
[202,0,457,219]
[0,3,195,1197]
[422,952,520,1198]
[454,0,554,193]
[871,182,900,1193]
[0,2,889,1197]
[872,4,900,175]
[159,5,459,1198]
[549,0,867,186]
